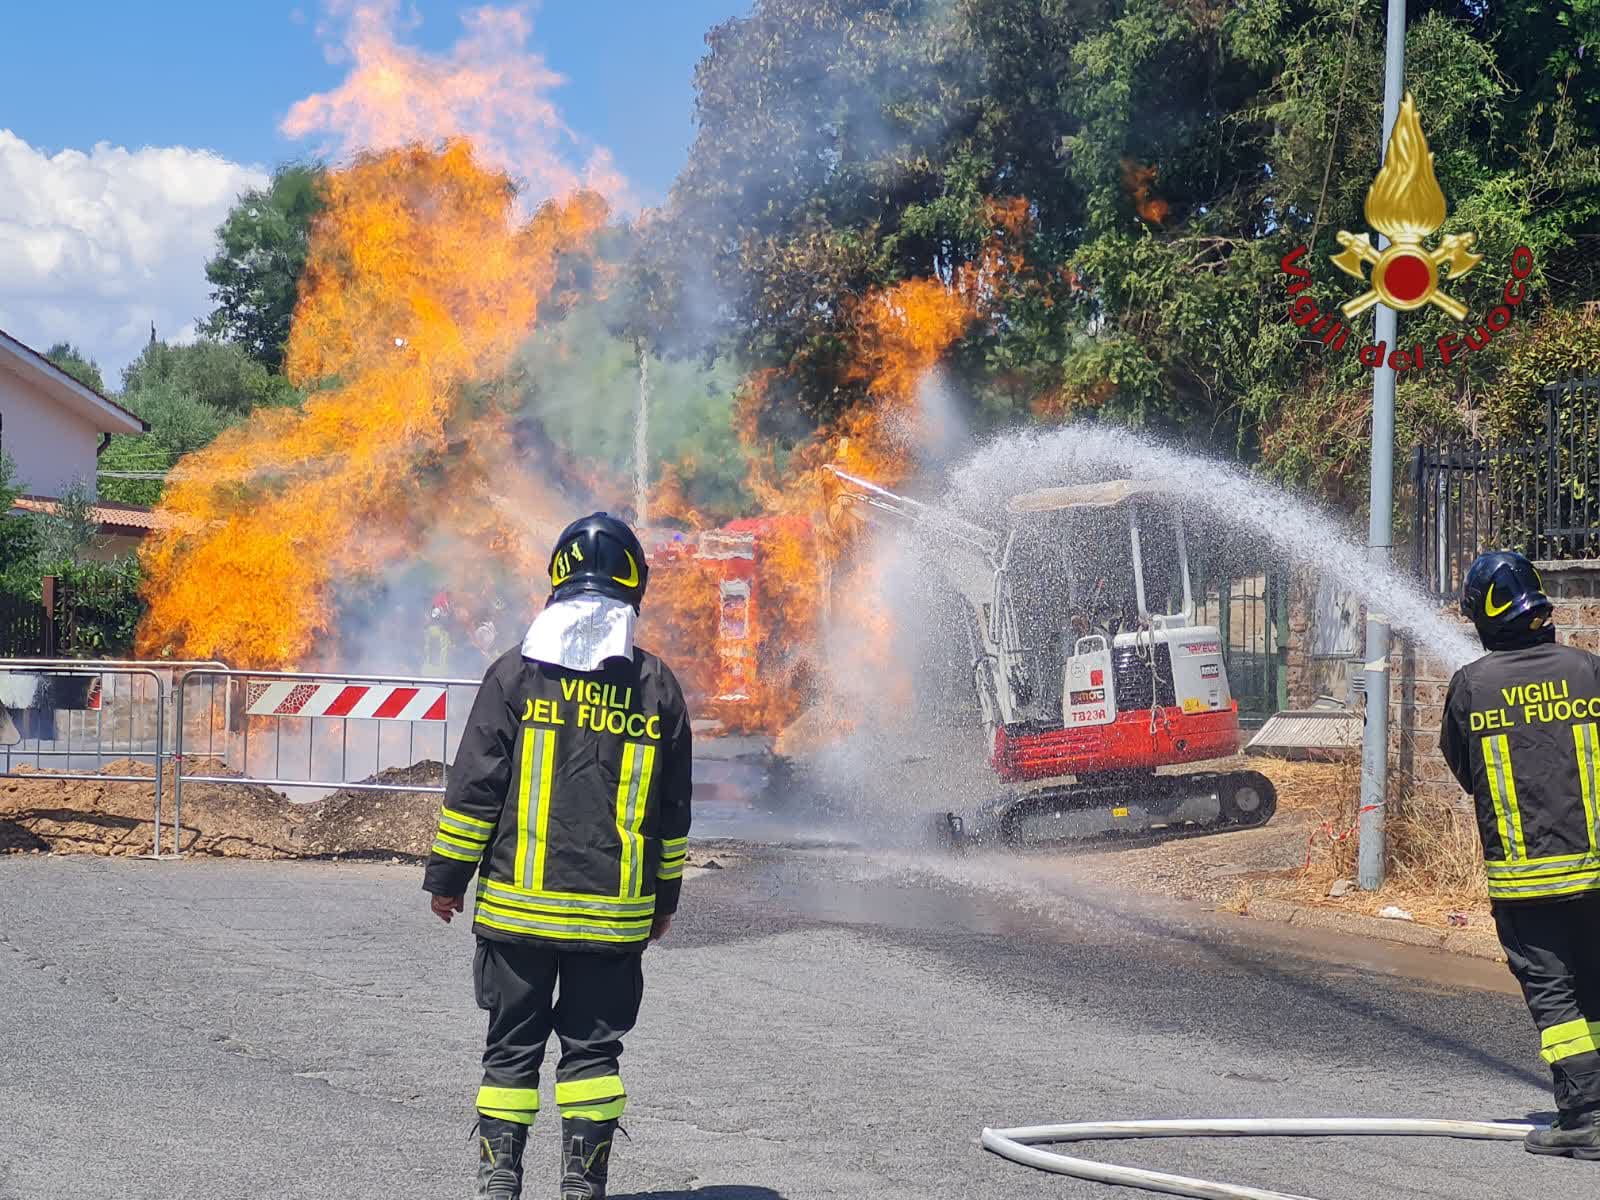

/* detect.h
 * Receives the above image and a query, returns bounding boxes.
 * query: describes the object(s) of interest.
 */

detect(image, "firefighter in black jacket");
[1442,550,1600,1160]
[424,513,692,1199]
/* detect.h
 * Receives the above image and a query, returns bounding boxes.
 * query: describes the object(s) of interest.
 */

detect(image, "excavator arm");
[824,467,1002,563]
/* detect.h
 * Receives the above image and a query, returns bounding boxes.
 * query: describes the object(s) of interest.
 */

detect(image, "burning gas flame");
[1120,159,1170,225]
[284,1,626,204]
[713,200,1033,739]
[1364,92,1446,243]
[138,143,606,666]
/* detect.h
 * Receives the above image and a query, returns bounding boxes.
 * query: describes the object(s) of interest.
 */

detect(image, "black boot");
[1526,1109,1600,1160]
[476,1116,528,1199]
[560,1116,617,1199]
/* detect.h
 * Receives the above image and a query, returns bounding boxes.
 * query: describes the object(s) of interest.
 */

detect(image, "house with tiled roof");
[0,327,173,559]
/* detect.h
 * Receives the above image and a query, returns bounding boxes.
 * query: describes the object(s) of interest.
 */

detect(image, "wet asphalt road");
[2,837,1596,1200]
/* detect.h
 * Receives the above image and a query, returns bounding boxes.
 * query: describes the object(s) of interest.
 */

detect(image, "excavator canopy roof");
[1004,478,1174,516]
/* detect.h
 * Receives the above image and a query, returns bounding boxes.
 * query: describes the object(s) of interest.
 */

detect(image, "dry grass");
[1256,756,1491,923]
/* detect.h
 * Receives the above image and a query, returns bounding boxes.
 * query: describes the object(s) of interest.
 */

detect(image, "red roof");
[10,494,176,534]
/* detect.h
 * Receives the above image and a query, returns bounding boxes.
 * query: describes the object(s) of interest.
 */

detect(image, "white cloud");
[0,130,267,384]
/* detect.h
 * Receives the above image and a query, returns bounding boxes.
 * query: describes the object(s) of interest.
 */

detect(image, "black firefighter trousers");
[1496,892,1600,1115]
[473,937,644,1126]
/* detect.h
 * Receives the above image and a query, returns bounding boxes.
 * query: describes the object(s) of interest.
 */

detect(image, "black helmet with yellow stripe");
[548,512,649,612]
[1461,549,1554,649]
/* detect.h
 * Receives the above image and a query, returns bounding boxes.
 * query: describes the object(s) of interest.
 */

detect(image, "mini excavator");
[828,469,1277,848]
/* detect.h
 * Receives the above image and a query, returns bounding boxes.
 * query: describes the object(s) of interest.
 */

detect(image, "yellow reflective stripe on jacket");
[476,899,652,936]
[473,908,650,943]
[514,728,557,889]
[433,832,487,858]
[432,805,493,863]
[1577,723,1600,853]
[1487,851,1600,879]
[441,806,494,834]
[437,817,491,844]
[615,743,655,899]
[1489,868,1600,901]
[475,875,655,941]
[1483,734,1528,860]
[478,878,656,919]
[1541,1018,1600,1064]
[434,828,487,853]
[659,835,688,879]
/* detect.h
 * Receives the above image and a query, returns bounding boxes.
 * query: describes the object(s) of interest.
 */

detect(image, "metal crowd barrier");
[0,659,226,858]
[171,668,483,858]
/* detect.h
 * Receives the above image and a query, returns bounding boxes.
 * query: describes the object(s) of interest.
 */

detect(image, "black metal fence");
[0,592,50,657]
[1413,377,1600,598]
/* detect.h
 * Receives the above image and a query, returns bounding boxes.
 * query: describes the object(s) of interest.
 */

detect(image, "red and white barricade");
[244,681,447,722]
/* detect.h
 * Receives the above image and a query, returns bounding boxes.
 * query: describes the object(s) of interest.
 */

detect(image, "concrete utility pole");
[634,338,651,527]
[1358,0,1407,892]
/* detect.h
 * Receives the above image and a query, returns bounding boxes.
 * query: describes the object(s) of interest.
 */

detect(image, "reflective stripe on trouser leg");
[1542,1018,1600,1064]
[477,1083,540,1125]
[555,1074,626,1121]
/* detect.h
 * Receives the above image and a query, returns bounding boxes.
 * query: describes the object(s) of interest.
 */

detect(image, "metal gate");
[1413,376,1600,598]
[1194,569,1289,725]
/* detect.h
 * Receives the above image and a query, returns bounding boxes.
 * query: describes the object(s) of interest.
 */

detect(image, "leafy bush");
[50,558,144,658]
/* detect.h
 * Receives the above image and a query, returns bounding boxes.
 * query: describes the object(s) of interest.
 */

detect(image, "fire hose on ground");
[981,1116,1539,1200]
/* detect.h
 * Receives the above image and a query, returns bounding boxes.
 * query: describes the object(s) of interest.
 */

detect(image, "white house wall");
[0,362,102,499]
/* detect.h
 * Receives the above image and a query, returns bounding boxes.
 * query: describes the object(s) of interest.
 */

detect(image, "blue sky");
[0,2,751,376]
[0,1,748,199]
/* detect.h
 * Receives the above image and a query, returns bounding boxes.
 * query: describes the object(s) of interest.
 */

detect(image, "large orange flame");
[283,1,627,204]
[719,199,1031,740]
[138,143,606,666]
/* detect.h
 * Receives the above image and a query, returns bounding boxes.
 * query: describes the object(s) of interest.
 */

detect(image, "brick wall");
[1391,561,1600,807]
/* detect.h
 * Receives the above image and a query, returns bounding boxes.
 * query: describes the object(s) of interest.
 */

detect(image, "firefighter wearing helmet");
[1441,550,1600,1160]
[423,513,692,1198]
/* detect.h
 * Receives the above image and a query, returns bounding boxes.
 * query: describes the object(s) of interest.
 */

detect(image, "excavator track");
[937,770,1277,851]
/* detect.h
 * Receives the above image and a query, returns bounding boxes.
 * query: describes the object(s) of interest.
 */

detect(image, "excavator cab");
[827,468,1275,847]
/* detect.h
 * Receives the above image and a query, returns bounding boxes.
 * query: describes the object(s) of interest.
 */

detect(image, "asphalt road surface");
[3,838,1595,1200]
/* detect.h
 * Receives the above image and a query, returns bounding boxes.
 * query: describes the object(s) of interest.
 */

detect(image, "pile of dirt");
[0,758,302,858]
[298,761,447,859]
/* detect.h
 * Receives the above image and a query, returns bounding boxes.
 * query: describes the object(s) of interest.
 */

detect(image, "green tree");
[44,342,106,393]
[659,0,986,434]
[121,339,298,417]
[513,306,751,519]
[98,374,235,507]
[656,0,1600,497]
[34,481,100,568]
[202,163,325,370]
[0,452,41,592]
